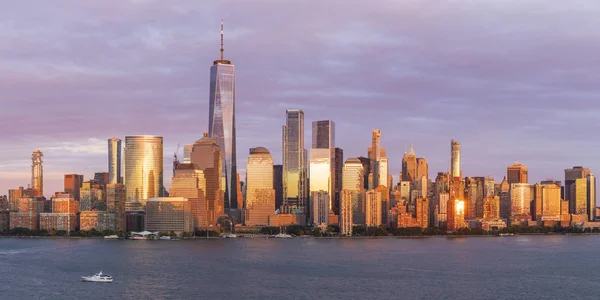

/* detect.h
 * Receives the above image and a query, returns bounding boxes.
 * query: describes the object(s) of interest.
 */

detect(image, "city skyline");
[2,1,600,197]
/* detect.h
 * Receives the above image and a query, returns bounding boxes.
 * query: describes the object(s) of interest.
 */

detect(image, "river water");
[0,236,598,299]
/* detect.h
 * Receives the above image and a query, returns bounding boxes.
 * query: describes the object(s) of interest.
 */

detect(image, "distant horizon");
[2,1,600,198]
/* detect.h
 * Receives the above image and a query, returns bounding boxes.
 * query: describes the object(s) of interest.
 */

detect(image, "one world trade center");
[209,20,237,211]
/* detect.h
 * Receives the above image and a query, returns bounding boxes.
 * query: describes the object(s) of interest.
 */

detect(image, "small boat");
[104,235,119,239]
[274,233,293,238]
[499,233,515,236]
[222,234,237,238]
[129,236,148,240]
[81,271,113,283]
[159,236,171,240]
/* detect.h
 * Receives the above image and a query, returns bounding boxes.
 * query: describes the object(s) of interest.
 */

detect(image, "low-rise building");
[79,211,99,231]
[145,197,193,234]
[0,211,9,231]
[10,212,38,230]
[39,213,77,232]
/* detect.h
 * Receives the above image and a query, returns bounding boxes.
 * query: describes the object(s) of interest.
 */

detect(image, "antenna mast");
[220,19,224,60]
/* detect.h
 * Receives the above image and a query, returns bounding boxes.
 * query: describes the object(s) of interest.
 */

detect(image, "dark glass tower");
[209,20,237,210]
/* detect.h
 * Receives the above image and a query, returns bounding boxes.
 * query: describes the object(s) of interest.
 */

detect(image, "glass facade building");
[209,53,237,211]
[31,150,43,197]
[310,148,333,205]
[342,158,365,225]
[282,109,307,211]
[245,147,275,226]
[312,120,335,149]
[124,136,164,206]
[108,137,121,184]
[451,139,461,179]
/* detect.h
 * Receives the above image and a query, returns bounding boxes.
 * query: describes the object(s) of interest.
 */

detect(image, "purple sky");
[2,0,600,198]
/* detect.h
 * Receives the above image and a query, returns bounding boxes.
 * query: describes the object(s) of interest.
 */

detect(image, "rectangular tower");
[282,109,306,212]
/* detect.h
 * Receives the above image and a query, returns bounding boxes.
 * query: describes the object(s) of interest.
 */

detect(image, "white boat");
[129,236,148,240]
[274,233,293,238]
[104,235,119,239]
[222,234,237,238]
[159,236,171,240]
[81,271,113,283]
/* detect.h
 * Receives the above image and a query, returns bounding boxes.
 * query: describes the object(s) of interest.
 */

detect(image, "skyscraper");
[309,148,333,214]
[190,133,225,225]
[450,139,461,179]
[108,137,122,184]
[365,190,382,226]
[369,130,381,189]
[170,164,207,229]
[31,150,43,197]
[244,147,275,226]
[564,166,592,217]
[273,165,283,210]
[333,147,343,214]
[312,120,335,149]
[402,145,417,184]
[209,20,237,211]
[343,157,366,225]
[510,183,531,217]
[64,174,84,201]
[507,162,528,184]
[340,190,353,236]
[124,136,164,207]
[282,109,307,212]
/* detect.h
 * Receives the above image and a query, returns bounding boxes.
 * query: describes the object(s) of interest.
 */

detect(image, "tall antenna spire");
[220,19,224,60]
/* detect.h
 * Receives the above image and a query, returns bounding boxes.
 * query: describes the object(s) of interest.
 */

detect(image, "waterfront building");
[365,190,382,226]
[309,148,333,216]
[208,21,237,211]
[124,135,164,207]
[108,137,122,184]
[39,213,77,232]
[510,183,532,225]
[416,198,429,229]
[311,191,329,226]
[52,194,79,214]
[340,190,353,236]
[170,164,207,229]
[0,196,7,211]
[483,195,500,220]
[79,211,99,231]
[342,157,366,225]
[450,140,461,179]
[106,183,126,214]
[244,147,276,226]
[31,150,43,197]
[190,133,225,225]
[282,109,307,212]
[375,185,389,226]
[565,166,591,203]
[541,184,561,221]
[0,211,8,232]
[507,162,528,184]
[437,192,449,226]
[447,199,466,231]
[369,130,381,189]
[145,197,193,233]
[126,211,145,232]
[10,197,41,230]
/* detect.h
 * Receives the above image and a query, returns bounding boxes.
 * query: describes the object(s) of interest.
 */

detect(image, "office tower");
[273,165,283,210]
[450,139,461,178]
[541,184,561,222]
[357,156,371,190]
[507,162,528,184]
[447,199,465,231]
[510,183,531,217]
[64,174,84,201]
[31,150,43,197]
[400,181,411,201]
[108,137,122,184]
[365,190,382,226]
[587,174,596,221]
[340,190,353,236]
[466,178,477,220]
[416,176,428,198]
[484,177,495,197]
[416,198,429,229]
[124,136,164,207]
[565,166,591,202]
[183,144,193,164]
[573,177,588,216]
[106,183,126,231]
[342,157,366,225]
[369,130,381,189]
[310,148,333,215]
[190,133,225,225]
[483,196,500,220]
[94,172,109,186]
[375,185,389,225]
[244,147,275,226]
[437,192,449,225]
[311,191,329,225]
[402,145,417,184]
[333,147,343,214]
[533,183,543,220]
[209,20,237,211]
[282,109,307,211]
[80,181,104,211]
[312,120,335,149]
[145,197,193,234]
[170,164,207,229]
[39,194,78,232]
[416,157,428,183]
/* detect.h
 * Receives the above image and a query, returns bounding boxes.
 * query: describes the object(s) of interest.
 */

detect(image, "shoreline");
[1,232,600,240]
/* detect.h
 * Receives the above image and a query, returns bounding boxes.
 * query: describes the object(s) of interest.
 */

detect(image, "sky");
[1,0,600,198]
